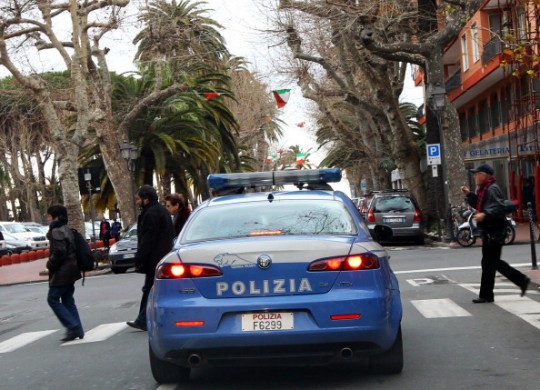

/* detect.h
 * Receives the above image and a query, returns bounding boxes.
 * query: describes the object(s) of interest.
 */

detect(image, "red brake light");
[413,209,422,222]
[366,209,376,222]
[156,263,222,279]
[308,254,380,271]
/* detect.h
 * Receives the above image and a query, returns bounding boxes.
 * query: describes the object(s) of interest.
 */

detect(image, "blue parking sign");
[426,144,441,165]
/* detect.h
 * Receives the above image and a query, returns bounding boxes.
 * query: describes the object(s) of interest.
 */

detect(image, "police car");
[147,169,403,383]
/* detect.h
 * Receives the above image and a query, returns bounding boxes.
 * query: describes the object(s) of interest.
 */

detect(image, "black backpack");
[71,228,95,284]
[503,199,519,213]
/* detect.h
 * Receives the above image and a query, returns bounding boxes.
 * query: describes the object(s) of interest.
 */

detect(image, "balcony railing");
[482,37,503,65]
[445,70,461,94]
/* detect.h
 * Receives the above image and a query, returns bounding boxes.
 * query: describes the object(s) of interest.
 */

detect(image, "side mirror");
[372,225,393,243]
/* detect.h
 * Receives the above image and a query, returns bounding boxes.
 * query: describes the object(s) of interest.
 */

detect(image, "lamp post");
[119,141,139,220]
[430,84,454,241]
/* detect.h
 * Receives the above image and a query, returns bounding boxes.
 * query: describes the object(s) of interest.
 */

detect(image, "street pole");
[527,202,539,270]
[84,170,97,267]
[431,85,454,242]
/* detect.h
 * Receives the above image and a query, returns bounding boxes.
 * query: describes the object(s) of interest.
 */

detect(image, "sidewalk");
[1,225,539,287]
[0,256,110,286]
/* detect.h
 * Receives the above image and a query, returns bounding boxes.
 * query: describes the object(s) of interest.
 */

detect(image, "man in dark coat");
[461,164,530,303]
[46,205,84,342]
[127,185,174,331]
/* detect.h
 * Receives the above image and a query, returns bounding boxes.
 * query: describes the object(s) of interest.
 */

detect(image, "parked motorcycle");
[456,209,516,247]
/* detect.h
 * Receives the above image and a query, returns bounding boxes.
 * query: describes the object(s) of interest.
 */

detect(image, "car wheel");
[414,236,425,245]
[503,226,515,245]
[111,267,127,274]
[149,344,190,384]
[369,326,403,375]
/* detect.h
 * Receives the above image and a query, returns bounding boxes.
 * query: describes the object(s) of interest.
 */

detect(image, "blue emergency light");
[207,168,342,190]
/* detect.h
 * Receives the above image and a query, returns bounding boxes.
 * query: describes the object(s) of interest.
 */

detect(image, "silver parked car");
[107,224,137,274]
[364,190,425,245]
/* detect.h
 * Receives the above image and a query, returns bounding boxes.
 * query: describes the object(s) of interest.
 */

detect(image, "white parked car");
[0,222,49,249]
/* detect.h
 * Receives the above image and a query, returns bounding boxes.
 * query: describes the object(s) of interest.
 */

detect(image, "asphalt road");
[1,244,539,389]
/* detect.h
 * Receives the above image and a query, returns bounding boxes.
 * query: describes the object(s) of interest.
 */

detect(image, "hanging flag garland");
[204,92,222,100]
[296,153,306,166]
[272,89,291,109]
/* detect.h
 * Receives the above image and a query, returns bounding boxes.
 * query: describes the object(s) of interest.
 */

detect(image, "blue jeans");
[47,284,83,331]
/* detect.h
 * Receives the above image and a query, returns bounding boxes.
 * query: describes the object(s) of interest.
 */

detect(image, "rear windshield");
[373,196,416,212]
[182,200,357,242]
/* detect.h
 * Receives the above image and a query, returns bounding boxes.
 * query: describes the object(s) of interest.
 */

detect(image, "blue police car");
[147,169,403,383]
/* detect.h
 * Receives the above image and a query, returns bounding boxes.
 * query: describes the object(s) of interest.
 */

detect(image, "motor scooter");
[456,208,516,247]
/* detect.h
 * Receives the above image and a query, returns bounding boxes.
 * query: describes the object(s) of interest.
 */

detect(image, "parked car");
[107,224,137,274]
[0,222,49,249]
[21,222,49,235]
[147,169,402,384]
[364,189,425,244]
[84,221,100,241]
[0,231,33,255]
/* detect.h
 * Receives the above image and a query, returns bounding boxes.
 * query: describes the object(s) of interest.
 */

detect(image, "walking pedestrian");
[46,205,84,341]
[460,163,530,303]
[164,193,191,237]
[127,185,174,331]
[110,219,122,241]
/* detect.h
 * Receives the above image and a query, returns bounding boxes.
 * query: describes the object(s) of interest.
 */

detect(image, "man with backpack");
[460,163,530,303]
[46,205,85,342]
[127,185,174,331]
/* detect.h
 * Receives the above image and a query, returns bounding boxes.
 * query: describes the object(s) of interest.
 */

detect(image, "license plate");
[241,312,294,331]
[383,217,405,223]
[123,253,135,259]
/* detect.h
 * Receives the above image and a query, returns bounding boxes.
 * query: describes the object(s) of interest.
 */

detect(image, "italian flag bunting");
[296,153,306,166]
[204,92,221,100]
[272,89,291,109]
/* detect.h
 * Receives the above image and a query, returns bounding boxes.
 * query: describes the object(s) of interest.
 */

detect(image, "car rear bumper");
[147,287,402,367]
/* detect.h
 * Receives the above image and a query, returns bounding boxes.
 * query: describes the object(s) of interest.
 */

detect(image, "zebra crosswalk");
[410,281,540,330]
[1,283,539,355]
[0,322,130,354]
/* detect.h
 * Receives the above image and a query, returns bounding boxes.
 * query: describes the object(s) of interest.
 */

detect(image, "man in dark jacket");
[461,164,530,303]
[127,185,175,331]
[46,205,84,341]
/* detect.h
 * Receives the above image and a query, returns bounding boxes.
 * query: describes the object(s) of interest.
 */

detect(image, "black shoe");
[61,327,84,342]
[126,320,147,331]
[472,297,494,304]
[520,277,531,297]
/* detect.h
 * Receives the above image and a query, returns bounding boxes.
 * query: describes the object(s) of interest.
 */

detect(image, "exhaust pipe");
[187,353,202,367]
[339,347,354,360]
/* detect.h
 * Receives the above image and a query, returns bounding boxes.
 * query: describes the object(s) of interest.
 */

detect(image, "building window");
[490,93,500,130]
[518,8,527,40]
[468,108,478,138]
[479,100,489,135]
[459,114,469,142]
[472,23,480,63]
[461,33,469,71]
[489,14,501,38]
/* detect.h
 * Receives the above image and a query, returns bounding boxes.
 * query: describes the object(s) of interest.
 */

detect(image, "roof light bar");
[207,168,342,190]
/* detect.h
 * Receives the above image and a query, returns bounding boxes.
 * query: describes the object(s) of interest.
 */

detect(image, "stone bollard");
[1,255,12,266]
[11,253,21,264]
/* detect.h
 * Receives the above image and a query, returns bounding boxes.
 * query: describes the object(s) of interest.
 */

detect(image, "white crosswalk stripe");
[62,322,129,345]
[411,298,472,318]
[0,330,58,353]
[459,282,540,330]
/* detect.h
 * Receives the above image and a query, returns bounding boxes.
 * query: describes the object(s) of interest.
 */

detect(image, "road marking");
[62,322,129,345]
[0,330,58,353]
[406,278,435,286]
[459,283,540,330]
[411,299,472,318]
[394,263,531,275]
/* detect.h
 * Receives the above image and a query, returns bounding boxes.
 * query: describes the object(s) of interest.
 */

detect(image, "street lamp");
[429,83,454,241]
[119,141,139,219]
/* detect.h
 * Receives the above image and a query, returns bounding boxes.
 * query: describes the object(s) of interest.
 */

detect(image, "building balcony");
[482,37,503,65]
[445,70,461,94]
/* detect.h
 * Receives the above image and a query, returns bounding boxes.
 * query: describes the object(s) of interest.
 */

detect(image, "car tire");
[149,344,190,384]
[111,267,128,274]
[414,236,425,245]
[369,326,403,375]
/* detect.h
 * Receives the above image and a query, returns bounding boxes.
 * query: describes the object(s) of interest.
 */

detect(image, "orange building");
[417,0,540,221]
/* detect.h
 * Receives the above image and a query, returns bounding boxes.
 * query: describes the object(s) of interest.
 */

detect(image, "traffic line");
[411,298,472,318]
[62,322,129,345]
[0,330,58,353]
[459,283,540,330]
